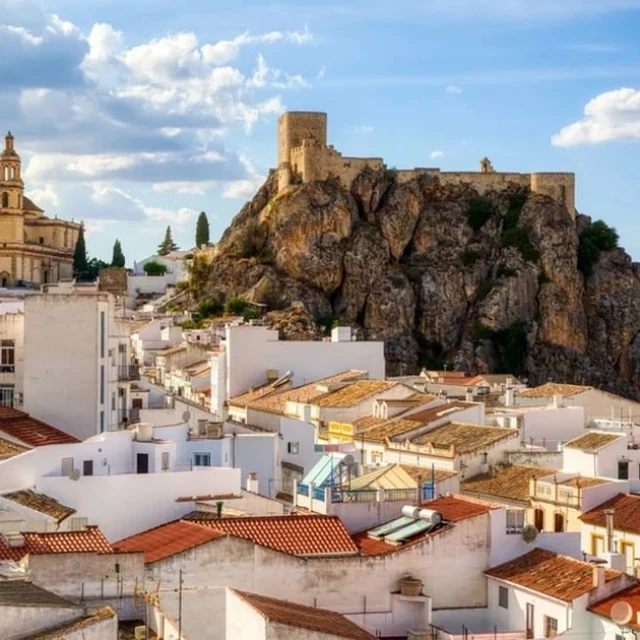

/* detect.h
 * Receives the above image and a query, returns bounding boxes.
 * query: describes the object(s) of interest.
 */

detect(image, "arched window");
[1,192,8,208]
[554,513,565,533]
[534,508,545,531]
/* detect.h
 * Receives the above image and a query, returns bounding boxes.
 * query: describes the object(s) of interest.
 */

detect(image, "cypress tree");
[111,239,125,267]
[73,225,88,276]
[195,211,210,248]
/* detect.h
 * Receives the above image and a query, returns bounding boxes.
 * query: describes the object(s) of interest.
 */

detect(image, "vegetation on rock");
[578,220,619,276]
[467,196,494,230]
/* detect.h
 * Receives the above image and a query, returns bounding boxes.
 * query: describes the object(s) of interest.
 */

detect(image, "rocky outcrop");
[199,166,640,395]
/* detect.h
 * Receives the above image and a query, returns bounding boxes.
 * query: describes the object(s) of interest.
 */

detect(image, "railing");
[118,364,141,381]
[118,408,140,425]
[313,486,326,501]
[297,485,434,504]
[385,488,420,502]
[298,483,310,497]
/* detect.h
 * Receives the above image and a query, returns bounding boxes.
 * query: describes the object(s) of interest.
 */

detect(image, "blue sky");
[1,0,639,263]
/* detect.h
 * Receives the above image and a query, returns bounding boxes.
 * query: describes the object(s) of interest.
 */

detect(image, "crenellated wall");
[276,112,576,218]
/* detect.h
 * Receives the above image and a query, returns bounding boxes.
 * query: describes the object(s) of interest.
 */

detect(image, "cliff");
[195,167,640,396]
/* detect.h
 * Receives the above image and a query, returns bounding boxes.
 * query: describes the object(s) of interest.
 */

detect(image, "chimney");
[246,472,259,494]
[592,560,607,588]
[604,508,615,553]
[465,388,473,402]
[505,386,515,407]
[553,394,563,408]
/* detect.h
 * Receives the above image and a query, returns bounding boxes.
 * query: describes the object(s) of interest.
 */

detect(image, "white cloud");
[429,150,444,159]
[552,87,640,146]
[352,125,374,134]
[223,154,265,199]
[152,181,216,195]
[2,25,42,46]
[446,84,463,94]
[317,65,327,79]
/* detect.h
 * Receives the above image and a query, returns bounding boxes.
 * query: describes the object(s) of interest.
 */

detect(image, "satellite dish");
[521,524,538,544]
[342,454,355,467]
[182,411,191,422]
[69,469,81,481]
[611,600,633,625]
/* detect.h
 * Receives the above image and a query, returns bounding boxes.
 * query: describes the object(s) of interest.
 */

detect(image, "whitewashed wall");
[226,590,267,640]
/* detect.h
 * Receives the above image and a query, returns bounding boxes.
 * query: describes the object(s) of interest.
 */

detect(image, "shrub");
[196,297,223,319]
[180,319,199,330]
[224,297,259,320]
[143,260,167,276]
[471,320,529,375]
[461,249,481,267]
[502,227,540,263]
[578,220,619,276]
[467,196,494,231]
[503,190,529,232]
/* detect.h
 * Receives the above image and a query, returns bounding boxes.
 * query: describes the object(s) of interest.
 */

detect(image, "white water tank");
[418,509,442,524]
[402,505,421,519]
[136,423,153,442]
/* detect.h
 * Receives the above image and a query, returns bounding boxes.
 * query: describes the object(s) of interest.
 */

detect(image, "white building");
[128,251,189,297]
[23,292,137,440]
[0,298,24,408]
[131,318,182,366]
[210,325,385,419]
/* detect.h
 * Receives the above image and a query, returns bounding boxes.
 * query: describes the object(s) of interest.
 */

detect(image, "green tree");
[195,211,210,248]
[143,260,167,276]
[158,226,179,256]
[111,239,125,268]
[73,225,88,276]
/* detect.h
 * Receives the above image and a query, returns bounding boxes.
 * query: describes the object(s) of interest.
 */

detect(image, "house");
[0,581,117,640]
[0,405,78,447]
[516,383,640,427]
[588,581,640,638]
[23,292,138,439]
[128,250,189,297]
[0,298,24,408]
[226,589,376,640]
[484,548,634,639]
[580,493,640,571]
[131,317,182,366]
[210,324,385,418]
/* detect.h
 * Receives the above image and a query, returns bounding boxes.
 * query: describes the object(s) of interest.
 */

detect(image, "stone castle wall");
[276,112,576,217]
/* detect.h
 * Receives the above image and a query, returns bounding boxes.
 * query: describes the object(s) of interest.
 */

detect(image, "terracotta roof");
[377,395,436,408]
[517,382,592,399]
[411,422,518,453]
[589,583,640,631]
[399,465,458,483]
[183,514,358,556]
[477,374,523,386]
[232,590,375,639]
[24,606,116,639]
[0,406,78,447]
[23,196,44,213]
[462,464,556,502]
[564,431,623,452]
[228,380,290,410]
[485,548,621,602]
[2,490,76,522]
[580,493,640,534]
[350,415,388,433]
[313,380,397,408]
[0,436,30,458]
[0,526,113,561]
[114,520,225,563]
[423,494,494,521]
[247,370,367,416]
[558,475,610,488]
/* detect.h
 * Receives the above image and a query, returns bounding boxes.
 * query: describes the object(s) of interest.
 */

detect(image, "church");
[0,132,80,287]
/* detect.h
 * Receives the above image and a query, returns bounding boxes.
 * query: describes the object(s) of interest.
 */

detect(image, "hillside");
[191,166,640,396]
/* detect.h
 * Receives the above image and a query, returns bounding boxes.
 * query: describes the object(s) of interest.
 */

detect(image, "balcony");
[118,408,140,425]
[118,364,140,381]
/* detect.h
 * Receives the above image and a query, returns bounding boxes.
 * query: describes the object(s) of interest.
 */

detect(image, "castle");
[276,112,576,217]
[0,132,81,287]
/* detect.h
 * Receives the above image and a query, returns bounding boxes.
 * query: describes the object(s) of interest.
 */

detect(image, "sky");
[1,0,639,264]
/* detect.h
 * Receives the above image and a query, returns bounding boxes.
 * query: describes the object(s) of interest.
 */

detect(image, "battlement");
[276,112,576,218]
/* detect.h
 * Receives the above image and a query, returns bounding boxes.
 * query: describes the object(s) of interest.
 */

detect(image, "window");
[287,442,300,454]
[132,398,143,409]
[100,365,105,404]
[498,586,508,609]
[161,451,170,471]
[534,508,545,531]
[526,603,534,639]
[61,457,74,477]
[193,453,211,467]
[591,533,605,556]
[1,339,15,373]
[99,411,104,433]
[0,384,14,407]
[506,509,525,534]
[621,541,635,572]
[1,192,7,208]
[83,460,94,476]
[618,460,629,480]
[111,393,116,411]
[100,311,105,358]
[554,513,565,533]
[39,236,44,245]
[544,616,558,638]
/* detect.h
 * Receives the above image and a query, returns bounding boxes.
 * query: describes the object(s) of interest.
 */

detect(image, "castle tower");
[1,132,24,212]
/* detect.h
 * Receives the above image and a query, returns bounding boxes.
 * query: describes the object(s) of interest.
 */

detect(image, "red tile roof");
[183,514,359,557]
[422,495,494,522]
[113,520,225,563]
[232,590,375,640]
[580,493,640,534]
[0,526,113,561]
[485,548,622,602]
[0,407,78,447]
[589,582,640,630]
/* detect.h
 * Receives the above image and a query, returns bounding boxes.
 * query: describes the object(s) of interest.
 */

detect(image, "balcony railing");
[118,364,140,381]
[297,485,432,504]
[118,408,140,425]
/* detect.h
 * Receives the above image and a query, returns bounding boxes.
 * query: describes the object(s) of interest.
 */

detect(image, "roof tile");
[485,548,621,602]
[589,583,640,630]
[462,464,556,502]
[411,422,518,454]
[232,590,375,640]
[0,407,78,447]
[0,436,29,459]
[313,380,397,408]
[517,383,592,399]
[2,490,76,522]
[564,431,623,452]
[580,493,640,534]
[24,606,116,639]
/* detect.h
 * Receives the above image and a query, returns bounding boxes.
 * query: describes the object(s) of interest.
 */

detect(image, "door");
[83,460,94,476]
[534,508,544,531]
[136,453,149,474]
[526,603,534,639]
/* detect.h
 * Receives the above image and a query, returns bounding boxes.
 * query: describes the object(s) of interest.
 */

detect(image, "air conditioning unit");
[134,626,147,640]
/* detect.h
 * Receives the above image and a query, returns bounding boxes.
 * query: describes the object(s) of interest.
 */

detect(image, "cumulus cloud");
[552,87,640,146]
[429,150,444,159]
[446,84,463,94]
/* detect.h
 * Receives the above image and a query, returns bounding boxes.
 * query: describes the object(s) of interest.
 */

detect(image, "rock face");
[199,168,640,397]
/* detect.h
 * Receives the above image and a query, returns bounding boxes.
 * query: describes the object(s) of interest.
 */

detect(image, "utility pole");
[178,569,184,639]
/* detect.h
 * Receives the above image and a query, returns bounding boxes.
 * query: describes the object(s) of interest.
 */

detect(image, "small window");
[39,236,44,245]
[498,585,508,609]
[1,192,8,208]
[1,339,15,373]
[99,411,104,433]
[287,442,300,454]
[161,451,170,471]
[544,615,558,638]
[619,460,630,480]
[83,460,94,476]
[132,398,143,409]
[61,457,74,477]
[193,453,211,467]
[506,509,525,534]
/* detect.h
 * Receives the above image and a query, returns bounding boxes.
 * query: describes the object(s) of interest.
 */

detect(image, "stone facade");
[0,132,81,287]
[276,112,576,218]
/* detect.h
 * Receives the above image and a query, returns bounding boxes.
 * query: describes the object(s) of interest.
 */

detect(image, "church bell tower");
[1,132,24,211]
